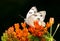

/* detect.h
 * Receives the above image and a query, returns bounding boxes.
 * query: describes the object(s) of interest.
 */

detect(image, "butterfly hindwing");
[38,11,46,21]
[39,11,46,18]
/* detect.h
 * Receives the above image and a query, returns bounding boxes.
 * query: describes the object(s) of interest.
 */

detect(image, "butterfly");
[24,6,46,27]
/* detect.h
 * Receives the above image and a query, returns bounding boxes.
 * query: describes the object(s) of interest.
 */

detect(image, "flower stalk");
[53,23,60,37]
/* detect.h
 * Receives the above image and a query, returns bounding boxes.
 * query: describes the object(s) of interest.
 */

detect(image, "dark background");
[0,0,60,41]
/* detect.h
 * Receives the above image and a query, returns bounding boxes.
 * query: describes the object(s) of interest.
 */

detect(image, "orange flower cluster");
[5,22,29,41]
[45,17,54,30]
[28,21,45,37]
[28,18,54,37]
[14,23,29,41]
[2,17,54,41]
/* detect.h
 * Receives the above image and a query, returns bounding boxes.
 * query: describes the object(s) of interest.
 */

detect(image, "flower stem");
[53,24,60,37]
[50,25,52,37]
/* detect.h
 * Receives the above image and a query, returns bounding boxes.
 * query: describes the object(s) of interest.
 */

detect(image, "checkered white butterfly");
[24,6,46,27]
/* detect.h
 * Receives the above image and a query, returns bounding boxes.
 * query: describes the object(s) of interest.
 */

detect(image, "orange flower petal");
[34,20,40,27]
[14,23,20,29]
[46,22,51,28]
[21,22,26,28]
[49,17,54,25]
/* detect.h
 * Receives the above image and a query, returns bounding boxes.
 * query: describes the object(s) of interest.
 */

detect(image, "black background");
[0,0,60,41]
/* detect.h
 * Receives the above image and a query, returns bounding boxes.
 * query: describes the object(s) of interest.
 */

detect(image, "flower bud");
[49,17,54,25]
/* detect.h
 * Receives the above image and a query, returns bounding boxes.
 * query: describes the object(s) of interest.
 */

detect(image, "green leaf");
[28,35,40,41]
[34,37,40,41]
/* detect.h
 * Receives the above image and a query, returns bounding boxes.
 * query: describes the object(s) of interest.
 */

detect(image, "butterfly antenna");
[53,23,60,37]
[18,14,29,27]
[19,14,25,19]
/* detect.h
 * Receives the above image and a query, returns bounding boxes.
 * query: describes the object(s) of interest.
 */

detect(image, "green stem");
[53,24,60,37]
[50,25,52,37]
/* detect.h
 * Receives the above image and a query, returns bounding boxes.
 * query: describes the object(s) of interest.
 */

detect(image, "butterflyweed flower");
[49,17,54,36]
[46,22,50,28]
[49,17,54,26]
[14,23,20,30]
[1,17,56,41]
[7,26,14,34]
[45,18,54,33]
[21,22,26,28]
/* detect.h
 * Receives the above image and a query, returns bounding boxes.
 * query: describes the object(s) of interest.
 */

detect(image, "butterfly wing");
[38,11,46,21]
[26,6,37,19]
[24,6,37,27]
